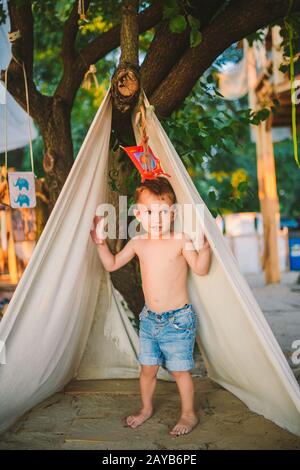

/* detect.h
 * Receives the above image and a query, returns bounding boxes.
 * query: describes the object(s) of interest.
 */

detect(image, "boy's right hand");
[90,215,107,245]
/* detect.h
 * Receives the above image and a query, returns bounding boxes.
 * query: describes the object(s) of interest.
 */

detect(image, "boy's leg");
[125,364,159,428]
[140,364,159,411]
[158,306,198,435]
[169,370,199,436]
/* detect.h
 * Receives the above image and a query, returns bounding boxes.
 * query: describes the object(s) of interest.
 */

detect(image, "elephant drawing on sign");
[13,177,29,191]
[14,194,30,207]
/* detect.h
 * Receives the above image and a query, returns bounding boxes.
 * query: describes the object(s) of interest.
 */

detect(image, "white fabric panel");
[130,89,300,437]
[217,57,248,100]
[216,42,291,143]
[0,86,169,434]
[0,3,11,69]
[77,268,172,382]
[230,235,262,273]
[250,125,292,144]
[0,85,299,438]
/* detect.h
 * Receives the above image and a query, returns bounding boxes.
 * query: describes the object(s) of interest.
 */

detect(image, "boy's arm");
[90,215,136,272]
[181,232,212,276]
[96,238,136,272]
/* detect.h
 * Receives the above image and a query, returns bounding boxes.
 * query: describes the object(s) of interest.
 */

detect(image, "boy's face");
[133,189,176,237]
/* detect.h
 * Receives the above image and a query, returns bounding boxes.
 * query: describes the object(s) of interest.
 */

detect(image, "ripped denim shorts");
[138,302,197,371]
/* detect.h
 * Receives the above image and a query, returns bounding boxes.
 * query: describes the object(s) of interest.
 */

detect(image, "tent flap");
[0,85,299,438]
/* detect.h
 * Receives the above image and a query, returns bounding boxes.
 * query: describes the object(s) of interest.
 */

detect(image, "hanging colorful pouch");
[120,100,170,182]
[3,63,37,208]
[120,144,171,183]
[7,171,36,208]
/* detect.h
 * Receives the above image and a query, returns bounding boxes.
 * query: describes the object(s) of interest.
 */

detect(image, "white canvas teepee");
[0,85,300,437]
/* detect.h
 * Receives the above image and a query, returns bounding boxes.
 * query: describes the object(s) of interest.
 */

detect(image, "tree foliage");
[1,0,300,219]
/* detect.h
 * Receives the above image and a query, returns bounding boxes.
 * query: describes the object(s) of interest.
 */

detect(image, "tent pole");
[245,37,281,284]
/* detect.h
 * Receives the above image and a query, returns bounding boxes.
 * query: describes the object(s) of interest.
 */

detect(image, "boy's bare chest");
[135,239,183,266]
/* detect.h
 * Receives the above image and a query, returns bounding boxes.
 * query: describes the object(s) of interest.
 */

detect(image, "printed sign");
[8,172,36,208]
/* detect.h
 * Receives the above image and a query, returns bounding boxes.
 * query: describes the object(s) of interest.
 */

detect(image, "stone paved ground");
[0,272,300,450]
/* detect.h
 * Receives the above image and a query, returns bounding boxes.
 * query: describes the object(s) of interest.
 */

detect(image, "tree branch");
[1,0,50,123]
[79,0,162,69]
[7,0,34,76]
[150,0,300,117]
[61,0,91,66]
[111,0,140,113]
[119,0,139,67]
[140,20,190,96]
[140,0,229,98]
[55,0,163,105]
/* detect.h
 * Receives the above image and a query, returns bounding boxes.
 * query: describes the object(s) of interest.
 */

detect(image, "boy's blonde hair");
[134,176,177,205]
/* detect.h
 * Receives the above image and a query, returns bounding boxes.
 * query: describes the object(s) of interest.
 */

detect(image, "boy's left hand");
[90,215,106,245]
[201,234,210,250]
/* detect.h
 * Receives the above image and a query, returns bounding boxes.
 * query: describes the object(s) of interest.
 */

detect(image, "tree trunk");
[106,147,144,314]
[104,0,144,315]
[38,97,74,213]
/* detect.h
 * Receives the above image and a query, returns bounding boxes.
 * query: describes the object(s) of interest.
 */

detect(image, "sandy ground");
[0,271,300,450]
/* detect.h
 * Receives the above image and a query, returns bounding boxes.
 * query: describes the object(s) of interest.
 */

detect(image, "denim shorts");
[138,302,197,371]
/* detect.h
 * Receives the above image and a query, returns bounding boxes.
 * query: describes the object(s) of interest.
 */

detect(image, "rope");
[21,62,35,174]
[3,31,35,179]
[82,64,99,90]
[78,0,88,21]
[137,100,152,171]
[286,22,299,168]
[284,0,300,168]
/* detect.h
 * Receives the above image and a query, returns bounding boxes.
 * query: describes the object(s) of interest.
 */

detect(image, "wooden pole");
[244,37,281,284]
[255,118,281,283]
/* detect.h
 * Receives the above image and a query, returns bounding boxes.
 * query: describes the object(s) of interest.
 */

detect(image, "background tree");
[1,0,300,313]
[1,0,300,205]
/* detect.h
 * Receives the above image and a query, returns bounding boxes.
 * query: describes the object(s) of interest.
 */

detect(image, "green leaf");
[235,197,244,209]
[187,14,201,30]
[169,14,187,34]
[190,28,202,47]
[206,73,214,83]
[279,63,289,73]
[214,90,224,99]
[250,108,270,125]
[245,30,266,47]
[208,190,217,201]
[237,181,248,191]
[163,0,180,20]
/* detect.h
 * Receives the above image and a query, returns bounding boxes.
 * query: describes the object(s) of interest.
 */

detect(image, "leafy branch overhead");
[162,0,202,47]
[0,0,300,213]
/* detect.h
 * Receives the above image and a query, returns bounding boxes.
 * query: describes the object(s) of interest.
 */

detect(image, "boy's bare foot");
[169,413,199,436]
[125,408,154,428]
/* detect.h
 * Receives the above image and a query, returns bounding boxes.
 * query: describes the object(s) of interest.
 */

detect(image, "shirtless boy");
[90,176,212,436]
